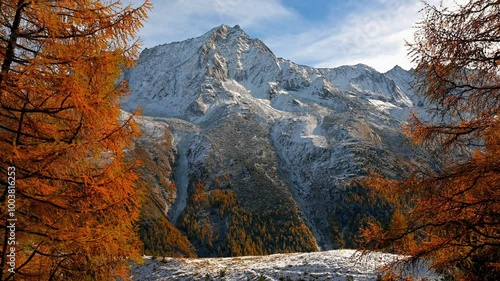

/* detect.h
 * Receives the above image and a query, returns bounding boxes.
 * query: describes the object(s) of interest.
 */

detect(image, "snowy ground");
[132,250,439,281]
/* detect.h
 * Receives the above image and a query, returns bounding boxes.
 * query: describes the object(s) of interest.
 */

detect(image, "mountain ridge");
[125,24,431,255]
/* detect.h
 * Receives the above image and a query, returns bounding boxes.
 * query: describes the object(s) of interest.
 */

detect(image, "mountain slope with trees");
[124,24,434,256]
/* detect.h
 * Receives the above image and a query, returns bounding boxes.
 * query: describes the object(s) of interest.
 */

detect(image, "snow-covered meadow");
[132,250,439,281]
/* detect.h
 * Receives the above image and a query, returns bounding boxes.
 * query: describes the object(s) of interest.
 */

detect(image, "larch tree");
[361,1,499,280]
[0,0,151,280]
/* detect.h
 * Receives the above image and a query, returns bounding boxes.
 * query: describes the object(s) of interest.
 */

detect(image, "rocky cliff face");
[124,25,430,255]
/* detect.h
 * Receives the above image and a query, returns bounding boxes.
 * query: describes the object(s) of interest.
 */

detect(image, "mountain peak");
[124,25,428,253]
[126,25,417,120]
[206,24,248,40]
[386,64,408,74]
[216,24,242,30]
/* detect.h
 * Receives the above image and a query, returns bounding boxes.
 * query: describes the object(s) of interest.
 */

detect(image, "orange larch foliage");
[0,1,151,280]
[361,1,500,280]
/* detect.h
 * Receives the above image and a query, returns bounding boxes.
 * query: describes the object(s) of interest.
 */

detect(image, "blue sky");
[128,0,437,72]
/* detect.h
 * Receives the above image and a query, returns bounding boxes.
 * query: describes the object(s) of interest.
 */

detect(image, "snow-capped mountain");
[124,24,431,254]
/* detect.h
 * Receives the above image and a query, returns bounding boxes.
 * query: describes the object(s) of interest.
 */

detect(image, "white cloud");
[264,1,422,72]
[129,0,297,48]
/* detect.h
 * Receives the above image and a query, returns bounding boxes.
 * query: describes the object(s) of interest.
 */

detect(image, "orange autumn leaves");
[361,1,500,280]
[0,1,150,280]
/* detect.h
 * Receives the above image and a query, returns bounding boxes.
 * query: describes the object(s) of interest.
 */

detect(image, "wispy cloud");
[132,0,297,48]
[264,0,422,72]
[129,0,427,72]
